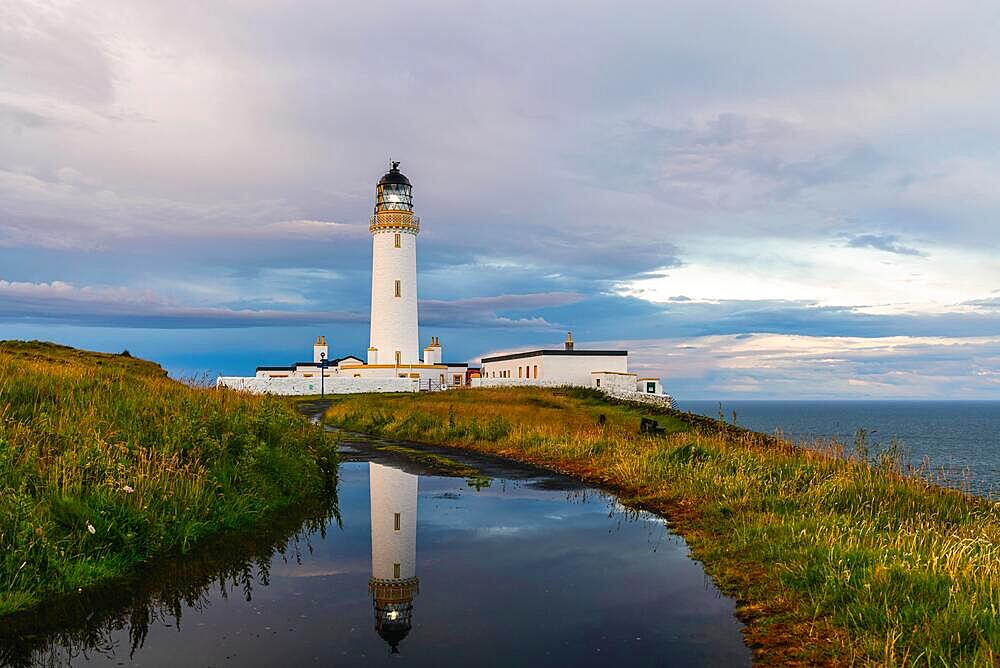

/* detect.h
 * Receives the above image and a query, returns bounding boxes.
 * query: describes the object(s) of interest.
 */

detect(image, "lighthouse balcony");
[370,212,420,234]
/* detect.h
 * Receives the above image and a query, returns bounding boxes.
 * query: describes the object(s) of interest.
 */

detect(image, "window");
[596,378,601,387]
[647,381,656,393]
[394,512,401,531]
[394,280,401,298]
[394,233,401,248]
[533,365,538,379]
[453,374,463,385]
[518,366,522,378]
[393,563,401,579]
[395,351,401,365]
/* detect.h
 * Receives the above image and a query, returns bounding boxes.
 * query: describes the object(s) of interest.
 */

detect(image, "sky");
[2,0,999,399]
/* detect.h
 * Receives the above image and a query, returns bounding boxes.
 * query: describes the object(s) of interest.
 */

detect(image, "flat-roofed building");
[474,333,672,406]
[480,333,630,386]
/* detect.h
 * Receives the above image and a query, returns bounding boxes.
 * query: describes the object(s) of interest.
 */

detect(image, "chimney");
[564,331,574,351]
[313,335,329,363]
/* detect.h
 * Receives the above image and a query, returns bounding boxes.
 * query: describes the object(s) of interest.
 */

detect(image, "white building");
[474,332,669,403]
[368,164,420,366]
[216,161,669,401]
[369,462,419,654]
[217,163,468,394]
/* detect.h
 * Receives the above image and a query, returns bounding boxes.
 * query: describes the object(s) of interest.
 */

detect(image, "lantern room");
[375,161,413,213]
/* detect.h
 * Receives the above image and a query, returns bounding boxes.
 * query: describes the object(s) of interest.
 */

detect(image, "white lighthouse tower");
[369,462,419,653]
[369,162,420,366]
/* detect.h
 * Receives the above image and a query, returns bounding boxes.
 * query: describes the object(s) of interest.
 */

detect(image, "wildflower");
[34,527,44,537]
[86,521,96,534]
[122,485,134,493]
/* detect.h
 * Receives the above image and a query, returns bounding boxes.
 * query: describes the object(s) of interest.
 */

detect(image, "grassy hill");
[324,387,1000,666]
[0,341,336,617]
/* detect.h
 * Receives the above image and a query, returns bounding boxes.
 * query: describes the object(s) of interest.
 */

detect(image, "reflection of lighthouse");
[369,463,419,653]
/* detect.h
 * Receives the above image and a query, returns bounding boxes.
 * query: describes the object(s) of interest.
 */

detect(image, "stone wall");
[471,377,575,389]
[216,375,419,395]
[599,388,675,409]
[591,371,638,393]
[470,377,674,409]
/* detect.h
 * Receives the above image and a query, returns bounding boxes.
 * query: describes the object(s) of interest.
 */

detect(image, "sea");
[677,400,1000,498]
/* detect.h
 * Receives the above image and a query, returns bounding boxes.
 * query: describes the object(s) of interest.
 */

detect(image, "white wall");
[472,377,570,388]
[637,378,663,394]
[481,353,544,381]
[216,375,419,395]
[480,353,628,386]
[591,371,637,392]
[370,228,419,364]
[468,378,674,408]
[370,462,418,581]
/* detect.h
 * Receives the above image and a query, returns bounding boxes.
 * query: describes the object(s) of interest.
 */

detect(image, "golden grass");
[324,387,1000,667]
[0,341,336,616]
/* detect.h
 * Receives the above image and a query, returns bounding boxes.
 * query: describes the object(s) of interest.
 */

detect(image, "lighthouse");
[218,161,526,393]
[368,462,420,653]
[369,161,420,366]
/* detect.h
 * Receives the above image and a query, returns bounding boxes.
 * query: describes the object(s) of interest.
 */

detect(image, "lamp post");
[320,351,328,397]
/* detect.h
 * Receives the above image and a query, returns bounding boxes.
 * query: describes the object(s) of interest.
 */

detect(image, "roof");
[378,162,411,187]
[443,362,469,367]
[480,349,628,364]
[258,354,363,372]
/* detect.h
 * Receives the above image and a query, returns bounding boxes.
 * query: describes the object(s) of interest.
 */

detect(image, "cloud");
[598,333,1000,399]
[421,292,583,328]
[962,296,1000,312]
[616,237,998,316]
[0,279,365,328]
[0,278,583,331]
[2,1,1000,396]
[844,233,925,257]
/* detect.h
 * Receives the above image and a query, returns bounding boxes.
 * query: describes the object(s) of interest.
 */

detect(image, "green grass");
[0,341,337,617]
[370,444,491,489]
[324,387,1000,667]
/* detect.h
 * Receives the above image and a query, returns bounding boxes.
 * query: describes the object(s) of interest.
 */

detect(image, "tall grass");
[324,387,1000,666]
[0,341,337,617]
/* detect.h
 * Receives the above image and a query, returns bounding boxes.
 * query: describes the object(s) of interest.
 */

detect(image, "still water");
[3,435,750,667]
[680,400,1000,496]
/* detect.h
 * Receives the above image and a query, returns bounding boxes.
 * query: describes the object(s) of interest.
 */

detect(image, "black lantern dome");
[375,602,413,653]
[375,161,413,214]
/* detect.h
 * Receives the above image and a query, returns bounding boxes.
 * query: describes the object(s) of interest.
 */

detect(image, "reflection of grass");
[324,387,1000,666]
[0,495,339,667]
[0,341,337,618]
[373,444,491,488]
